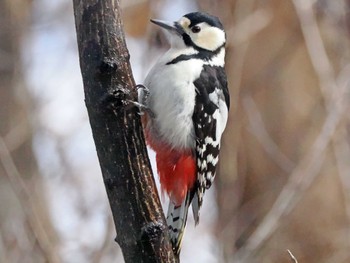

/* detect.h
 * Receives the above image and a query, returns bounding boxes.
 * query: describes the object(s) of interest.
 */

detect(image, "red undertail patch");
[155,149,196,205]
[143,125,196,205]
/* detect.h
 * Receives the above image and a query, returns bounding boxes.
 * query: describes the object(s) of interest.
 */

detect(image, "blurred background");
[1,0,350,262]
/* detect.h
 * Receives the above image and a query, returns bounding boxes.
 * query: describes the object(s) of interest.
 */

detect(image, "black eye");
[191,25,201,33]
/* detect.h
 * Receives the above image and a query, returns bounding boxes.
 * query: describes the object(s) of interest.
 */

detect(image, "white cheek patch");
[195,26,226,51]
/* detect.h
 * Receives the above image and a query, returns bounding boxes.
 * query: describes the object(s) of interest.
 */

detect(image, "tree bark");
[72,1,176,262]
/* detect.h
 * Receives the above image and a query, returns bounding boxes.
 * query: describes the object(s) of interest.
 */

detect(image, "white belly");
[143,51,203,150]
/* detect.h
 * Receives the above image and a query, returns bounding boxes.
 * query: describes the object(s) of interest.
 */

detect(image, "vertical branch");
[72,0,175,262]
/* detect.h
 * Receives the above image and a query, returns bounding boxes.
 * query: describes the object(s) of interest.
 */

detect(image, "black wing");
[191,65,229,222]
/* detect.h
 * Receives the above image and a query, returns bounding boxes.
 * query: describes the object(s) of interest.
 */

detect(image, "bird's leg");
[126,84,155,118]
[136,84,150,103]
[125,84,148,110]
[99,84,155,117]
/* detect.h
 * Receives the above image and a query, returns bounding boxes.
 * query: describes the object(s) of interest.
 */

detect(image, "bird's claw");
[99,84,155,117]
[134,84,155,118]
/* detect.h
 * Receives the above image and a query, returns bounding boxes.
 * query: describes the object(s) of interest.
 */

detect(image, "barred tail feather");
[167,192,192,256]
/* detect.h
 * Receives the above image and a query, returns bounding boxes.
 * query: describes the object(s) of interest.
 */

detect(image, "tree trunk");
[72,1,176,262]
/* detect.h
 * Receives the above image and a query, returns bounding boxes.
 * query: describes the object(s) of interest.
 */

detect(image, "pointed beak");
[150,19,184,35]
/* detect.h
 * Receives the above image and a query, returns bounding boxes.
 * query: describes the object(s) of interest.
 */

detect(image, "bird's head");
[151,12,226,53]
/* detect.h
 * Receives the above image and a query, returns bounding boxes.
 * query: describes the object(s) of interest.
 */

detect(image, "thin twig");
[331,66,350,248]
[228,8,273,46]
[3,121,30,152]
[292,0,337,101]
[293,0,350,248]
[228,0,263,111]
[232,71,348,262]
[243,96,295,173]
[232,1,350,261]
[287,249,298,263]
[0,136,61,263]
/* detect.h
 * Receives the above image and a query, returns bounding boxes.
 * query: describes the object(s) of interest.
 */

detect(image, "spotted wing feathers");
[191,65,229,221]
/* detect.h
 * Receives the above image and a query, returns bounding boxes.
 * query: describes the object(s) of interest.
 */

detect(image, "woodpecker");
[140,12,230,255]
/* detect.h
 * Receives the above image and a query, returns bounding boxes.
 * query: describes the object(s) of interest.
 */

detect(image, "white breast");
[143,48,203,150]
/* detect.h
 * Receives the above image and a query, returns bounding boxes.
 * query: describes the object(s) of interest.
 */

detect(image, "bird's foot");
[99,84,155,117]
[132,84,155,118]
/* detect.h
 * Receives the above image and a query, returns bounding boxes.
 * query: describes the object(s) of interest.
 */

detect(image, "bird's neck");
[207,47,225,67]
[166,46,198,60]
[166,46,225,67]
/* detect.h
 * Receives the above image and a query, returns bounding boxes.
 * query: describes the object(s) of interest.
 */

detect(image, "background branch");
[287,249,298,263]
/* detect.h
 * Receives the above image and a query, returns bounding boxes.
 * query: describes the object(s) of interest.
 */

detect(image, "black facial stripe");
[182,33,193,48]
[166,45,225,65]
[166,54,194,65]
